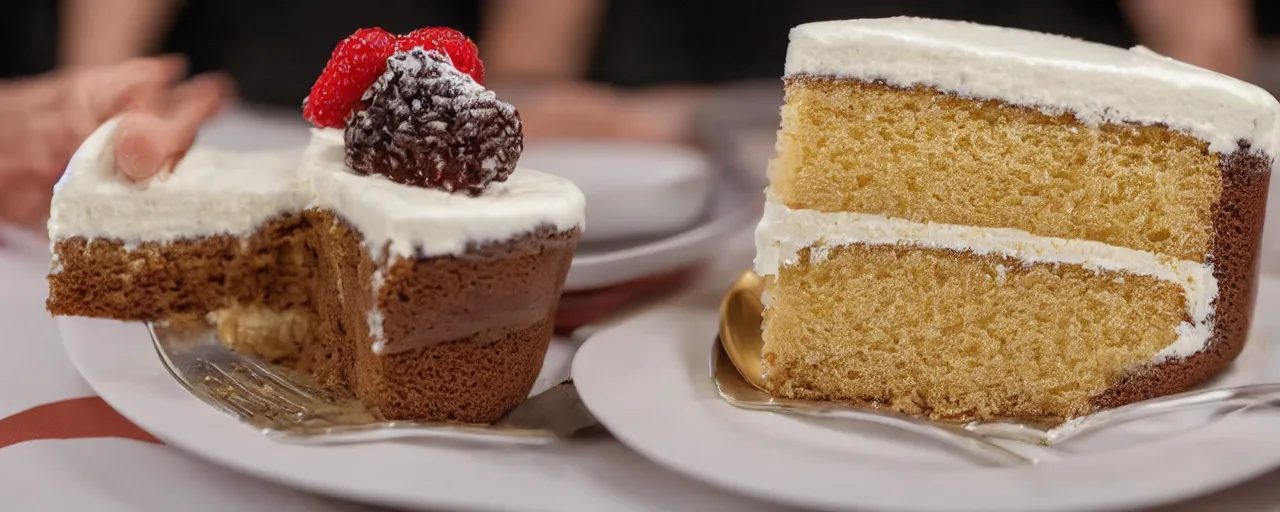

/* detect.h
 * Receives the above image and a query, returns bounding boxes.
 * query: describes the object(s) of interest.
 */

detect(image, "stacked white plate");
[520,139,757,291]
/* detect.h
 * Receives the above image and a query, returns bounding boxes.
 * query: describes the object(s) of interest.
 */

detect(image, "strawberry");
[396,27,485,85]
[303,27,397,128]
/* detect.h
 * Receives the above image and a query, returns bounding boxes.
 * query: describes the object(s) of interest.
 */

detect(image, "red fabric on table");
[0,397,162,449]
[554,267,698,334]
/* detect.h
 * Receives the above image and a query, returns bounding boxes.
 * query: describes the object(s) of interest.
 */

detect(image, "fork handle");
[732,400,1035,466]
[968,383,1280,445]
[1051,383,1280,444]
[263,423,558,446]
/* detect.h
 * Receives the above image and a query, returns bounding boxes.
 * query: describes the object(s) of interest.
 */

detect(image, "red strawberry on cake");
[302,28,396,128]
[396,27,486,84]
[47,27,585,424]
[303,27,486,128]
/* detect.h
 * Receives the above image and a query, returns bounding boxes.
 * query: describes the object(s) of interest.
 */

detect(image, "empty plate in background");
[522,138,757,291]
[521,140,715,244]
[523,139,757,293]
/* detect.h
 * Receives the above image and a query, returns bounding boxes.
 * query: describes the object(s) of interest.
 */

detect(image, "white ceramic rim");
[58,316,776,512]
[565,183,759,291]
[573,305,1280,512]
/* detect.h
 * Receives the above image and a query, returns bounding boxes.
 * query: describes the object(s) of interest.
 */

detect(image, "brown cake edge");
[1093,146,1271,410]
[46,213,313,320]
[302,209,580,423]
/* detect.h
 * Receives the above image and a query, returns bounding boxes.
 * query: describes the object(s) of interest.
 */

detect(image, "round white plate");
[573,279,1280,512]
[564,177,758,292]
[58,317,781,512]
[523,140,714,244]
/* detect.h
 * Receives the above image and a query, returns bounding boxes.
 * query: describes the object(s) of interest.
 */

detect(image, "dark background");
[4,0,1278,107]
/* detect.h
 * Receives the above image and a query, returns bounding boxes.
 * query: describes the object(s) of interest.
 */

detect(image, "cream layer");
[754,198,1217,360]
[785,18,1280,160]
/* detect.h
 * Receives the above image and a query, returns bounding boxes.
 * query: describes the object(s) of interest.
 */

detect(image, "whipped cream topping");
[755,198,1218,360]
[787,17,1280,160]
[368,269,387,354]
[48,118,309,242]
[48,122,586,262]
[302,128,584,259]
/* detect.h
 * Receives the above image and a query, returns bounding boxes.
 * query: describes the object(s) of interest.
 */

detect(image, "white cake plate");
[565,178,758,292]
[58,316,781,512]
[573,278,1280,512]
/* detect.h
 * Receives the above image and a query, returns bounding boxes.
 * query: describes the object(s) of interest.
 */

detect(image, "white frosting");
[49,123,586,261]
[301,128,585,259]
[48,118,309,241]
[786,17,1280,159]
[368,269,386,354]
[754,199,1217,360]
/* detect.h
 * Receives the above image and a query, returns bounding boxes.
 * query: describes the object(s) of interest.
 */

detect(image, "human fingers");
[609,88,704,144]
[168,73,235,123]
[0,112,78,188]
[517,82,622,139]
[0,173,53,228]
[89,55,188,117]
[27,111,83,179]
[113,73,228,182]
[112,111,173,182]
[62,56,188,140]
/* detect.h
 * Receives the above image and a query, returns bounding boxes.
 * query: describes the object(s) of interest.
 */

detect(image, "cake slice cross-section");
[756,17,1274,423]
[47,27,585,424]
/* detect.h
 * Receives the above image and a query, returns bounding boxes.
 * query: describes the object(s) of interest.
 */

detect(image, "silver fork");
[148,322,602,445]
[967,383,1280,444]
[709,339,1037,466]
[710,338,1280,465]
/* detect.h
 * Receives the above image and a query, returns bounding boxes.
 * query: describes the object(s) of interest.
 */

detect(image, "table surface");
[3,107,1280,511]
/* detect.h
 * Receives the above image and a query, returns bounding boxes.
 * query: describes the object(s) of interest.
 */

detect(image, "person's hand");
[0,57,230,228]
[498,81,704,145]
[112,73,231,181]
[504,81,626,140]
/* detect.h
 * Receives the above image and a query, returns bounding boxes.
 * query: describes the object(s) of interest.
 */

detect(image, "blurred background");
[2,0,1280,236]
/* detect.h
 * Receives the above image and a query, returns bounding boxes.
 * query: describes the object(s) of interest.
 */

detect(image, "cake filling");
[764,243,1189,421]
[755,199,1218,361]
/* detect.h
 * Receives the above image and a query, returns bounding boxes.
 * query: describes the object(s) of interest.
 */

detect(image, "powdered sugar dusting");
[368,269,386,353]
[345,47,522,194]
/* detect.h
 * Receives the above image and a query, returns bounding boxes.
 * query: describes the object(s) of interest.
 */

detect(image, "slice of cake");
[47,27,585,424]
[755,18,1274,423]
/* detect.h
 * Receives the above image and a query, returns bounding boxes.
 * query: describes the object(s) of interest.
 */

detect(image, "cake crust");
[303,209,578,423]
[48,214,313,319]
[1095,147,1270,409]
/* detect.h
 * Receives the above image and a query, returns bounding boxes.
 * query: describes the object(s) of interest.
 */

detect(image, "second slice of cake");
[756,18,1274,423]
